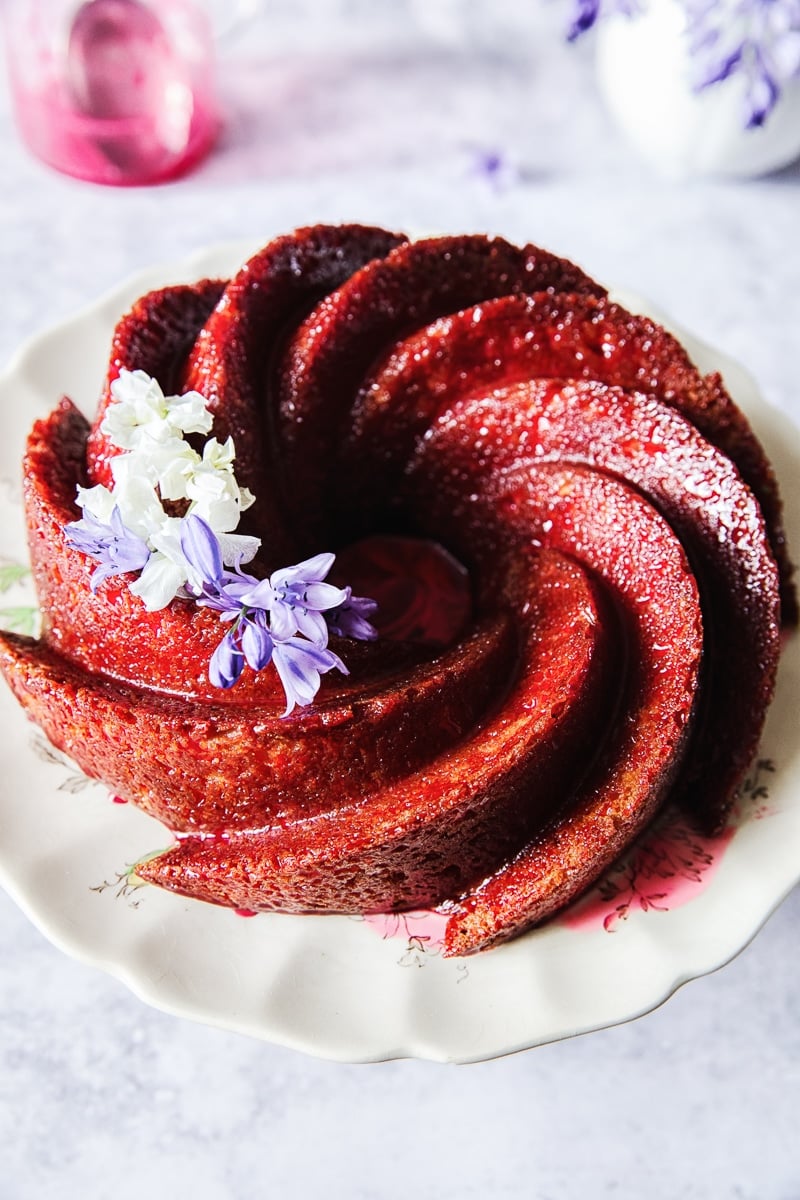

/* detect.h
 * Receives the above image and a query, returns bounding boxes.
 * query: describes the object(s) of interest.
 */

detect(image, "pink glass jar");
[3,0,220,185]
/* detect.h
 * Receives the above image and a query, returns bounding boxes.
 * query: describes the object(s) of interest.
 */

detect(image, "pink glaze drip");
[565,813,736,932]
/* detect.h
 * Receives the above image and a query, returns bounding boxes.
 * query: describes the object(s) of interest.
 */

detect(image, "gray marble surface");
[1,5,799,1197]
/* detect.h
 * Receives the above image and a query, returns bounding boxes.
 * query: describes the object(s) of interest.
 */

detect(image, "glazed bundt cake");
[0,224,791,955]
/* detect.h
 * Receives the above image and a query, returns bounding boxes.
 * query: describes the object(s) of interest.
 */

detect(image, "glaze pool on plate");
[0,246,798,1063]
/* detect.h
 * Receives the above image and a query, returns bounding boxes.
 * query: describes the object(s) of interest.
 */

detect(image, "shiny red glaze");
[275,235,605,548]
[178,223,407,561]
[341,292,794,622]
[416,463,703,955]
[136,548,618,912]
[0,609,520,832]
[0,226,791,954]
[405,379,781,831]
[137,466,702,922]
[3,548,614,904]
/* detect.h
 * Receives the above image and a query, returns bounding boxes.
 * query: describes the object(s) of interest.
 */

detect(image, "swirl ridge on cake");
[0,224,791,956]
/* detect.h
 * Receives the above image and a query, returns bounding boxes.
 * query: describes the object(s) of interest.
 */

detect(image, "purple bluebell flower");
[240,610,274,671]
[65,506,151,591]
[209,610,276,689]
[326,590,379,641]
[239,553,348,646]
[210,628,246,689]
[178,514,377,713]
[180,508,224,587]
[180,514,259,617]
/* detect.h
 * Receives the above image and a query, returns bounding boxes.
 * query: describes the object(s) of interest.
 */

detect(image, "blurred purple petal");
[686,0,800,126]
[567,0,641,40]
[326,592,379,641]
[567,0,602,39]
[746,64,781,124]
[694,44,745,86]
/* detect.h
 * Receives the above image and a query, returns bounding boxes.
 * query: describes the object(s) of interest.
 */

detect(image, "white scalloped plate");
[0,242,798,1064]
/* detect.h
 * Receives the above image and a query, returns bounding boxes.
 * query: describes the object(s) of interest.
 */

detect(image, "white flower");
[128,515,190,610]
[109,435,199,496]
[153,441,204,502]
[129,551,189,611]
[216,531,261,568]
[185,437,254,532]
[75,483,116,523]
[127,519,261,610]
[103,369,213,451]
[199,435,235,473]
[110,476,169,542]
[73,369,261,611]
[157,445,201,501]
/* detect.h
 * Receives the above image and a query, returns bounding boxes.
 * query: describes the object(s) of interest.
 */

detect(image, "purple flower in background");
[65,505,151,591]
[469,147,521,191]
[686,0,800,126]
[568,0,603,38]
[568,0,800,128]
[179,515,376,712]
[567,0,641,39]
[476,150,505,178]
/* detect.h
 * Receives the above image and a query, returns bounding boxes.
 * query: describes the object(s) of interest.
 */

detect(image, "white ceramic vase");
[594,0,800,178]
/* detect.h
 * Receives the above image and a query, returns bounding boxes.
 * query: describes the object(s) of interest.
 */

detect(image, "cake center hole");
[333,535,472,648]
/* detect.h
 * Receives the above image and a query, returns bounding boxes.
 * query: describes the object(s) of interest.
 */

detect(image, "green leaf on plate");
[0,605,39,636]
[0,563,31,594]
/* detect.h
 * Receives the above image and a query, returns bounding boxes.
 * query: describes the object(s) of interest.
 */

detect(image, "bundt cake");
[0,224,791,956]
